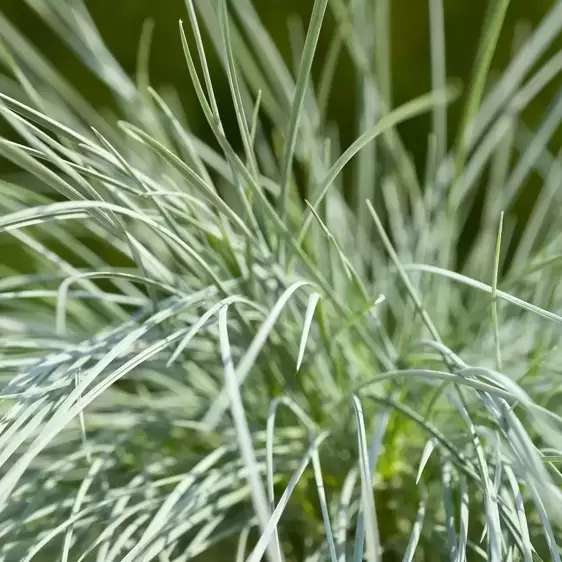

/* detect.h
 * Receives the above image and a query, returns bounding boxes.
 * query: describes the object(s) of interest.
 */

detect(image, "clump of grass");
[0,0,562,560]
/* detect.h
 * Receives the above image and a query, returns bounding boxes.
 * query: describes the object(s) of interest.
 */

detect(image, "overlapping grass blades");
[0,0,561,560]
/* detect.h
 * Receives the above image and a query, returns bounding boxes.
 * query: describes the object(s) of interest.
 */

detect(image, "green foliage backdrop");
[2,0,560,180]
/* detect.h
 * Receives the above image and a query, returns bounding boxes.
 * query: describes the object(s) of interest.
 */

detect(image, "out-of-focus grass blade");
[449,394,502,562]
[351,395,380,562]
[204,280,311,427]
[296,88,458,250]
[367,200,442,344]
[504,466,532,562]
[429,0,447,167]
[166,295,255,367]
[266,396,336,562]
[216,305,279,562]
[245,432,330,562]
[404,264,562,326]
[334,467,358,562]
[467,1,562,150]
[278,0,329,263]
[266,397,315,561]
[296,292,322,373]
[236,525,253,562]
[453,0,511,186]
[118,122,253,238]
[492,212,504,371]
[441,457,457,561]
[526,481,561,562]
[401,485,427,562]
[416,438,438,484]
[456,475,469,562]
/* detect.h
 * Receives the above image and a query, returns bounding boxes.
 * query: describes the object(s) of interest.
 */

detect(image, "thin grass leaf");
[235,526,253,562]
[504,466,533,562]
[296,88,458,252]
[296,292,322,373]
[456,474,469,562]
[402,485,427,562]
[404,263,562,326]
[441,457,457,561]
[492,212,504,371]
[351,395,380,562]
[416,438,438,484]
[216,305,279,562]
[204,280,312,428]
[278,0,329,261]
[448,393,502,562]
[245,432,330,562]
[334,467,358,562]
[453,0,512,188]
[429,0,447,167]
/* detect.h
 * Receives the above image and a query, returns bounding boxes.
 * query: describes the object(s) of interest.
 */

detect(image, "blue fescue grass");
[0,0,562,560]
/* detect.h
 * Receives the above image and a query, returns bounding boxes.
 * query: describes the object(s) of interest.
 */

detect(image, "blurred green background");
[1,0,561,224]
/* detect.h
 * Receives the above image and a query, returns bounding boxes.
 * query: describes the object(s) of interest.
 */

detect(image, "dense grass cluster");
[0,0,562,560]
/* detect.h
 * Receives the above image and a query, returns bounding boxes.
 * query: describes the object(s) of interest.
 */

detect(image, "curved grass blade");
[296,292,322,373]
[296,88,458,252]
[416,438,438,484]
[245,431,330,562]
[204,280,312,428]
[404,263,562,326]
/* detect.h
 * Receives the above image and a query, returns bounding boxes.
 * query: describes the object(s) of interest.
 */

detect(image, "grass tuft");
[0,0,561,560]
